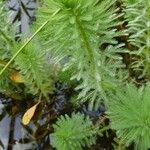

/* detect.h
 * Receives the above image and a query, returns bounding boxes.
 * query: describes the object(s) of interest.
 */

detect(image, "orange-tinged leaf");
[22,102,40,125]
[10,71,25,83]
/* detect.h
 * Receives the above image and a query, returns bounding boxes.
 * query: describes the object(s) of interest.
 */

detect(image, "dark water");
[0,83,73,150]
[0,98,37,150]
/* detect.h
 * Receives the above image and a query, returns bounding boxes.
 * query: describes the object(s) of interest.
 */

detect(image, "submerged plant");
[0,1,55,97]
[12,40,53,97]
[1,0,150,149]
[33,0,127,108]
[123,0,150,79]
[107,84,150,150]
[50,112,96,150]
[0,1,15,91]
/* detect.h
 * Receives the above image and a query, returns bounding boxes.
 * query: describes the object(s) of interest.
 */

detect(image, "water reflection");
[0,82,73,150]
[7,0,38,36]
[0,98,37,150]
[0,114,11,149]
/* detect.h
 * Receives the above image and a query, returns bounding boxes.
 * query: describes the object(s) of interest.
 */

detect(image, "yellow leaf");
[22,102,40,125]
[10,71,25,83]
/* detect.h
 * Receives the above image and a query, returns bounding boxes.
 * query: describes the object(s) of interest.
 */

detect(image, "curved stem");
[0,8,60,77]
[0,21,49,76]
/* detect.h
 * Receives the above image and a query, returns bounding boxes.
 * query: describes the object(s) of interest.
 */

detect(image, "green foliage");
[35,0,126,108]
[1,0,150,149]
[123,0,150,78]
[0,1,16,91]
[107,84,150,150]
[0,1,14,58]
[12,40,54,97]
[0,1,55,97]
[51,112,96,150]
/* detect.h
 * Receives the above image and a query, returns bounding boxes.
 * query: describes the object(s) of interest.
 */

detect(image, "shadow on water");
[0,94,56,150]
[0,83,73,150]
[0,95,38,150]
[0,98,46,150]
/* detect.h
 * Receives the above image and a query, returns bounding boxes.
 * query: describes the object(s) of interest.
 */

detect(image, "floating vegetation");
[0,0,150,150]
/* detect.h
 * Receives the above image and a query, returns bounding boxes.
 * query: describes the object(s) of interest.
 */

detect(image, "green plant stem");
[75,17,94,63]
[75,16,101,89]
[0,8,60,77]
[0,22,48,76]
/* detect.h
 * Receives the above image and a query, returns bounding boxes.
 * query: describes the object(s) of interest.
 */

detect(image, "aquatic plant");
[107,84,150,150]
[0,1,15,91]
[123,0,150,79]
[34,0,126,108]
[0,1,54,97]
[1,0,150,149]
[51,112,96,150]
